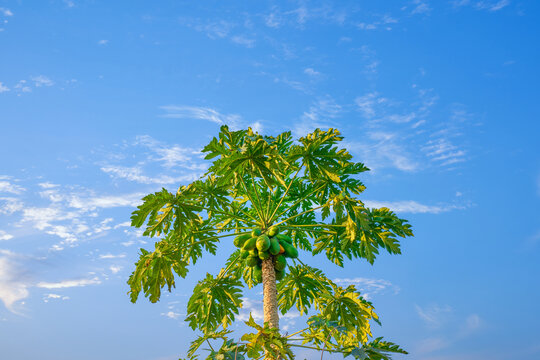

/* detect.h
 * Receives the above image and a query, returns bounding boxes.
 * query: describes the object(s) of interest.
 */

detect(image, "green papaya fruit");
[275,269,284,281]
[276,234,293,244]
[268,226,279,237]
[246,256,259,267]
[253,267,263,283]
[282,243,298,258]
[251,228,262,237]
[269,237,281,255]
[256,234,271,252]
[258,250,270,260]
[242,237,257,251]
[273,254,287,271]
[240,250,250,259]
[233,233,252,248]
[249,248,259,257]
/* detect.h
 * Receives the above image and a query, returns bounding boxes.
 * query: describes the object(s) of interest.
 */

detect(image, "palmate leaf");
[127,240,188,303]
[288,128,351,182]
[185,329,246,360]
[344,337,408,360]
[241,314,294,360]
[317,284,379,344]
[186,272,243,332]
[277,264,332,315]
[130,187,204,238]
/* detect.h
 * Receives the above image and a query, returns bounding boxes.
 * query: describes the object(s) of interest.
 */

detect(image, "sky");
[0,0,539,359]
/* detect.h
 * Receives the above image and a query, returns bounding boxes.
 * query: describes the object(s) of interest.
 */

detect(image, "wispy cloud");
[0,8,13,17]
[101,165,198,184]
[97,39,109,45]
[231,35,255,48]
[0,253,29,313]
[0,82,9,93]
[333,277,399,299]
[31,75,54,87]
[0,178,25,194]
[0,230,13,241]
[42,293,70,302]
[159,105,242,126]
[99,253,126,259]
[410,0,432,15]
[36,277,101,289]
[363,200,468,214]
[293,96,342,138]
[452,0,510,11]
[416,303,453,328]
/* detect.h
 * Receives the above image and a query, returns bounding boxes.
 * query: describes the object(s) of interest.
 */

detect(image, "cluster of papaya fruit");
[233,226,298,283]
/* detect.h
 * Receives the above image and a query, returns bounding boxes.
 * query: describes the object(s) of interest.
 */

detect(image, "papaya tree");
[127,126,413,359]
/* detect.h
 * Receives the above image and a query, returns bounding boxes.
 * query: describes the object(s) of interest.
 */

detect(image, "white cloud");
[159,105,242,127]
[476,0,510,11]
[68,192,144,210]
[135,135,205,169]
[63,0,75,8]
[411,0,432,15]
[363,200,466,214]
[101,165,199,184]
[423,138,466,166]
[333,277,398,299]
[304,68,320,76]
[161,311,182,319]
[231,35,255,48]
[0,255,29,313]
[345,133,419,172]
[0,82,9,93]
[99,253,126,259]
[415,304,453,328]
[0,230,13,241]
[453,0,510,11]
[0,197,23,215]
[0,8,13,17]
[293,96,342,138]
[98,39,109,45]
[109,265,122,274]
[14,80,31,93]
[36,277,101,289]
[43,293,70,302]
[31,75,54,87]
[0,179,25,194]
[38,182,59,189]
[265,9,282,28]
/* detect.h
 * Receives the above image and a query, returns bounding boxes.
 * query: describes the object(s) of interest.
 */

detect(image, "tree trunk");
[262,258,279,329]
[262,258,280,359]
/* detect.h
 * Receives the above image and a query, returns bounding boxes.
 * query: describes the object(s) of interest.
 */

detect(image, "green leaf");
[186,273,243,332]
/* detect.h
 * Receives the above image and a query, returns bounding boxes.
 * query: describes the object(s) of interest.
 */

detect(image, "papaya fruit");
[273,254,287,271]
[246,256,259,267]
[258,250,270,260]
[253,267,263,283]
[268,226,279,237]
[242,237,257,251]
[240,250,250,259]
[279,244,285,254]
[233,233,252,248]
[269,237,281,255]
[256,234,271,252]
[275,269,284,281]
[282,243,298,258]
[249,248,259,257]
[251,228,262,237]
[276,234,292,244]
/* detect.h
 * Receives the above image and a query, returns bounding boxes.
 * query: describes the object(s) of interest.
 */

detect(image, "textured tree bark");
[262,258,279,329]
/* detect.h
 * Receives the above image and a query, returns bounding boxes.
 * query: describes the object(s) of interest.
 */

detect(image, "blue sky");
[0,1,539,359]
